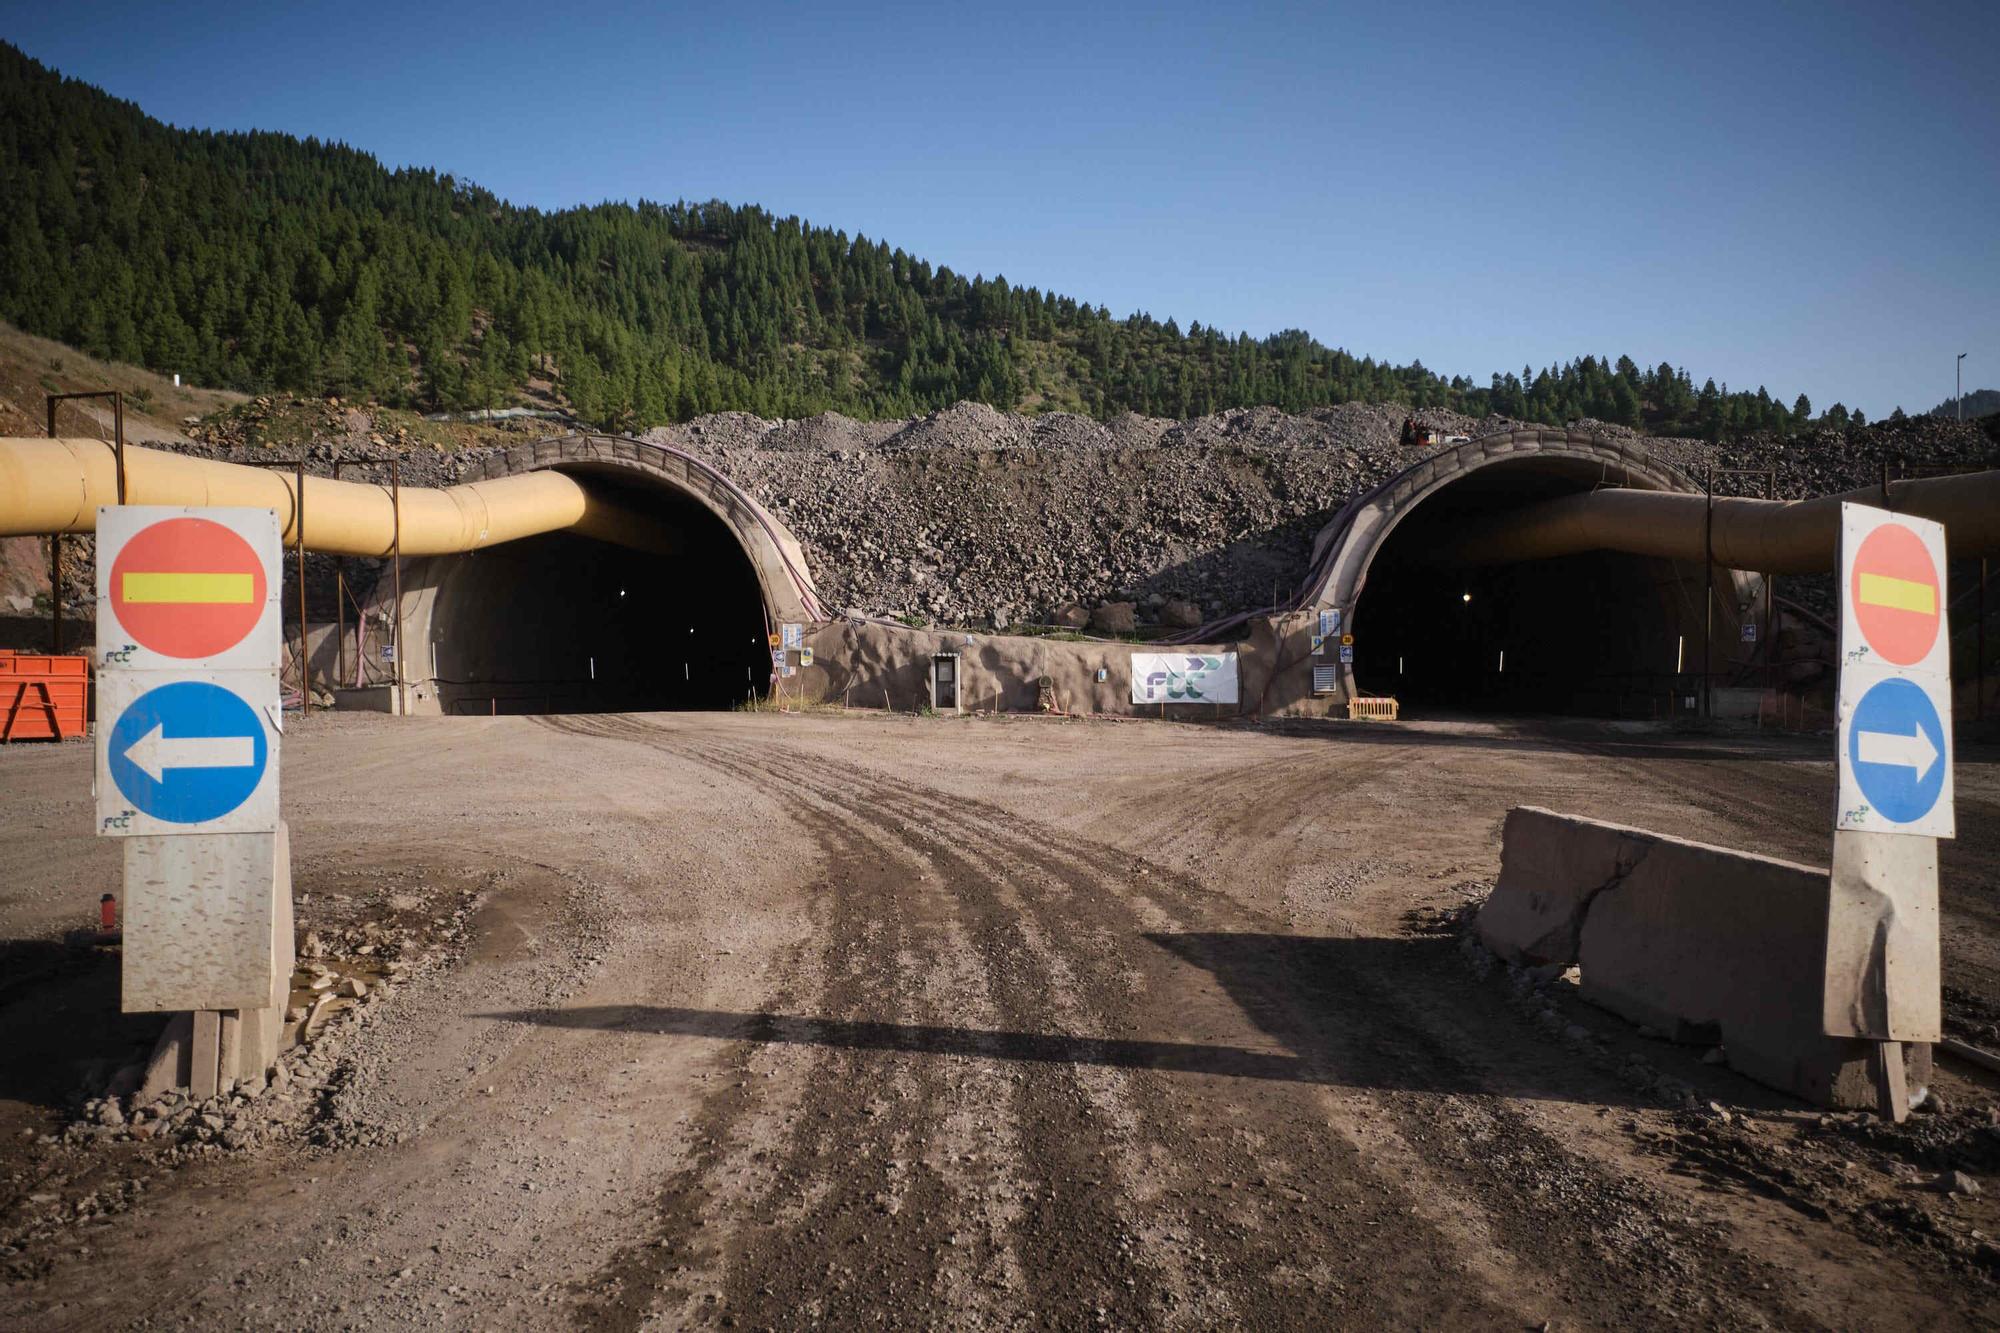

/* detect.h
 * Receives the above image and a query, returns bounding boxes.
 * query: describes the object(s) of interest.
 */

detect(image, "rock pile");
[46,399,1995,634]
[654,405,1993,631]
[646,402,1510,629]
[185,394,354,449]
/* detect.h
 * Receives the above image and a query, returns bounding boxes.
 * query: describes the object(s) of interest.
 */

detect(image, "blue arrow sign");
[106,680,269,825]
[1847,676,1948,825]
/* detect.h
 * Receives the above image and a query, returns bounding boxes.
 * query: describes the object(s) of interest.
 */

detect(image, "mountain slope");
[3,41,1804,436]
[0,318,243,440]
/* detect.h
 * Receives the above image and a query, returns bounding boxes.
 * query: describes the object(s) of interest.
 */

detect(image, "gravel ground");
[0,711,1997,1328]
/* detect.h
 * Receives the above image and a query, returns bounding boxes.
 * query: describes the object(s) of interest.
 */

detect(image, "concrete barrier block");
[1479,806,1929,1109]
[137,1012,193,1102]
[1475,807,1636,966]
[1571,825,1827,1056]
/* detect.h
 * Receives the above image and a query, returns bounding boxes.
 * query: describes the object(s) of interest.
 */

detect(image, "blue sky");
[7,0,1996,416]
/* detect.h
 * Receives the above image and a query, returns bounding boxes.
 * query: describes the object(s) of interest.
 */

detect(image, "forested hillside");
[3,42,1829,436]
[1932,389,2000,420]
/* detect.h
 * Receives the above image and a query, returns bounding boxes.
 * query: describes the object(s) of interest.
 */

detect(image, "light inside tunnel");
[417,471,769,715]
[1350,463,1717,717]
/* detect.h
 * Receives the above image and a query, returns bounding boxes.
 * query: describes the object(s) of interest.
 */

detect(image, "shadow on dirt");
[488,933,1670,1108]
[0,939,162,1115]
[1215,714,1848,765]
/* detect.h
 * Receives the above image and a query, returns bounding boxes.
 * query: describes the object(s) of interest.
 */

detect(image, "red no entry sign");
[1848,522,1942,667]
[108,517,269,660]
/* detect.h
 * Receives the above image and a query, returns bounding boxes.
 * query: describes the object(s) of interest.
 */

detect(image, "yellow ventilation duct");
[0,437,675,556]
[1435,469,2000,574]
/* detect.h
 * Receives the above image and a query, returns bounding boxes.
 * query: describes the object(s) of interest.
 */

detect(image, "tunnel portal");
[408,464,776,715]
[1325,435,1736,719]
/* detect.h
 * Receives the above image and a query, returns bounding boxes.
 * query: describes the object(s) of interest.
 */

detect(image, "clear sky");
[6,0,1995,417]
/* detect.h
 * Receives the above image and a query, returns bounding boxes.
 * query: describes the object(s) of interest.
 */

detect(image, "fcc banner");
[1131,653,1239,705]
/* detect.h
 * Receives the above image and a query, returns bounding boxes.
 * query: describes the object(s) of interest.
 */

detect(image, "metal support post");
[1712,467,1779,719]
[245,458,316,708]
[1703,465,1713,722]
[48,533,63,655]
[391,459,405,715]
[43,389,129,652]
[47,397,60,654]
[330,460,348,691]
[44,388,127,499]
[293,461,310,708]
[1766,471,1778,717]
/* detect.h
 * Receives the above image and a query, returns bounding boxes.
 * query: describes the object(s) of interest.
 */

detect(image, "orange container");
[0,650,90,741]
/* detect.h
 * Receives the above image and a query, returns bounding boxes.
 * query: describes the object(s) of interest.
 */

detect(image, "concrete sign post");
[1824,503,1950,1111]
[94,507,293,1098]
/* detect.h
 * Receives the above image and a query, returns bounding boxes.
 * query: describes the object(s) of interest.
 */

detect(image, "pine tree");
[0,40,1828,437]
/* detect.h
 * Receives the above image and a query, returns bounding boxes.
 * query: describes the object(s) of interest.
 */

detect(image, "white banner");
[1131,653,1239,705]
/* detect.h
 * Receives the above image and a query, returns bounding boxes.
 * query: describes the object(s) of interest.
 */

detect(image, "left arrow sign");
[97,676,276,834]
[122,723,258,783]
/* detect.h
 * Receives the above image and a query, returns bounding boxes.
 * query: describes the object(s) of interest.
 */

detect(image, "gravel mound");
[32,403,1996,636]
[675,406,1994,632]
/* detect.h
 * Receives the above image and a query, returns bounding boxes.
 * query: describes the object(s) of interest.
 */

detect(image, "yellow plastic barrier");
[1348,696,1399,721]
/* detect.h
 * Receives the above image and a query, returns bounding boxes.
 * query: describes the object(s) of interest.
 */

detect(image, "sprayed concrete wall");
[783,612,1335,719]
[380,590,1340,720]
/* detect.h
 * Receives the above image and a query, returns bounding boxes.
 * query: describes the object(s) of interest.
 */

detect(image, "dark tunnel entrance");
[422,472,770,715]
[1350,464,1714,718]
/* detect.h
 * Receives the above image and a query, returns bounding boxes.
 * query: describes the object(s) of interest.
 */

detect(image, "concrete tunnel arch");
[1308,429,1754,716]
[383,434,823,715]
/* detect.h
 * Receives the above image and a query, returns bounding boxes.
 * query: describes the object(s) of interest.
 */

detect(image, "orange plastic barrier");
[0,650,89,740]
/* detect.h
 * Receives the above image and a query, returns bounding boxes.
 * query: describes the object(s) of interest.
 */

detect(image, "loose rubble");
[1438,896,2000,1277]
[28,399,1999,636]
[46,885,484,1162]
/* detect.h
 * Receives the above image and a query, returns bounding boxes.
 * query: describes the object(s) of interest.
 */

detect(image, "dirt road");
[2,711,1998,1329]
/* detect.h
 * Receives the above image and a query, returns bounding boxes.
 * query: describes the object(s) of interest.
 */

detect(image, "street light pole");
[1959,353,1968,422]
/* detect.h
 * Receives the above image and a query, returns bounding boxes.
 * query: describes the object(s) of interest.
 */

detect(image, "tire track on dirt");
[699,722,1846,1328]
[553,714,1144,1326]
[557,715,1830,1327]
[663,724,1517,1326]
[529,714,832,1329]
[665,730,1187,1325]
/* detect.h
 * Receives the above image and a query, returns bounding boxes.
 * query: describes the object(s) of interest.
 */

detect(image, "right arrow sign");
[1854,720,1940,782]
[1842,674,1952,833]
